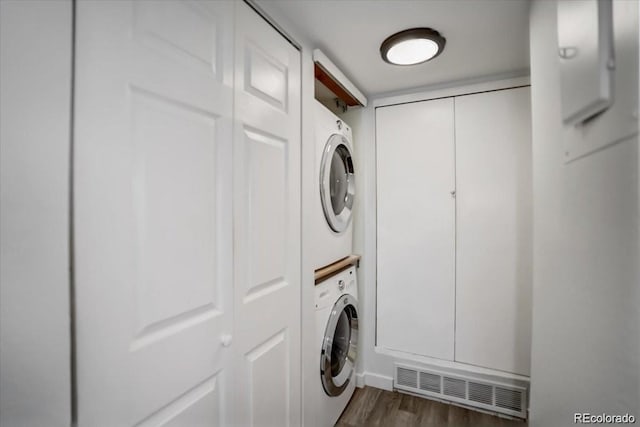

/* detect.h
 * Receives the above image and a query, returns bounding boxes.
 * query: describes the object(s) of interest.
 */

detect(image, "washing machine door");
[321,293,358,396]
[320,134,355,233]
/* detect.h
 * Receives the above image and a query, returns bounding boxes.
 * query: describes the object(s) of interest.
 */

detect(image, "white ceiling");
[256,0,531,97]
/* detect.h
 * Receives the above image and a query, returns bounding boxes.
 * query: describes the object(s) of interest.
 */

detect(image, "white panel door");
[74,1,234,425]
[233,3,301,427]
[454,87,532,375]
[376,99,456,360]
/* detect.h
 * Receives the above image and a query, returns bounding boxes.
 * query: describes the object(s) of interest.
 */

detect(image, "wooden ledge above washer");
[314,255,361,285]
[313,49,367,108]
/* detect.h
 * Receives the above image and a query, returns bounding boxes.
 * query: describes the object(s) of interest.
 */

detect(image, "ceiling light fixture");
[380,28,446,66]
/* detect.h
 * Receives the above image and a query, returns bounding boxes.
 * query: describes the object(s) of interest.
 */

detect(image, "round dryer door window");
[320,135,355,233]
[321,294,358,396]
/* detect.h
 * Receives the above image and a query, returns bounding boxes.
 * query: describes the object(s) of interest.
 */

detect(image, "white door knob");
[220,334,233,347]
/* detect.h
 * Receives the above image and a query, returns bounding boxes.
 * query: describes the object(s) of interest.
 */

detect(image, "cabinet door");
[232,3,302,426]
[376,99,456,360]
[74,1,234,424]
[454,87,532,375]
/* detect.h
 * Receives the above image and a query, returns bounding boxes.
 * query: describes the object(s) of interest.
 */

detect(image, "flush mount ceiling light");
[380,28,446,66]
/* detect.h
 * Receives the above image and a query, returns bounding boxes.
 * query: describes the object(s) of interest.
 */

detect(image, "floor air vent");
[443,377,466,399]
[394,364,528,419]
[468,381,493,405]
[396,367,418,388]
[419,371,441,393]
[495,387,523,412]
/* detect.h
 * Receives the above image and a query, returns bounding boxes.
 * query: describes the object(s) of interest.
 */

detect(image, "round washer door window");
[320,294,359,396]
[320,135,355,233]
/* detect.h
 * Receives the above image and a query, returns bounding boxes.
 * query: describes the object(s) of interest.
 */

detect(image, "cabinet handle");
[220,334,233,347]
[558,46,578,59]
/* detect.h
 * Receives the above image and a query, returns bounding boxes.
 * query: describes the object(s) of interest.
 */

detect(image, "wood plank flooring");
[336,386,528,427]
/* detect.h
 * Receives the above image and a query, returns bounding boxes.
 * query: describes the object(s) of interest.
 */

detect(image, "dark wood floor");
[336,386,528,427]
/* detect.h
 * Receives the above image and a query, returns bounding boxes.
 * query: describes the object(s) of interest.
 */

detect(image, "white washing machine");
[312,101,355,270]
[314,266,359,426]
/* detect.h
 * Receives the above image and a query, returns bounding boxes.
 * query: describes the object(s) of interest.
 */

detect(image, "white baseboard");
[356,371,393,391]
[356,372,365,388]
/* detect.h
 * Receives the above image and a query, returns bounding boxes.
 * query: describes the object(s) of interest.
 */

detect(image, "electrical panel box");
[558,0,639,162]
[557,0,614,126]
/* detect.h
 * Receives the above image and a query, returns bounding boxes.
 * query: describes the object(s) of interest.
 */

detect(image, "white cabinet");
[74,2,301,425]
[454,87,532,375]
[376,98,456,360]
[376,87,532,375]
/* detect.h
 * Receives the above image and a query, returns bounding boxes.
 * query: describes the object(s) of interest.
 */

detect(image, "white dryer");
[312,101,355,270]
[314,266,359,426]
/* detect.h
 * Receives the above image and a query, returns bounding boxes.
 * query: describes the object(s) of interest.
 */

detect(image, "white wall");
[529,1,639,426]
[0,1,72,426]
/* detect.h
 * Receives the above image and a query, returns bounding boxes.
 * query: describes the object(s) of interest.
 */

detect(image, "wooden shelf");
[314,254,361,285]
[314,64,361,107]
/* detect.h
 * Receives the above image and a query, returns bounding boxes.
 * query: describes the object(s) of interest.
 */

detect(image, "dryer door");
[320,293,359,396]
[320,135,355,233]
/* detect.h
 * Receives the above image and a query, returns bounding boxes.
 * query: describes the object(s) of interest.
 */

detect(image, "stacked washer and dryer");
[312,100,360,426]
